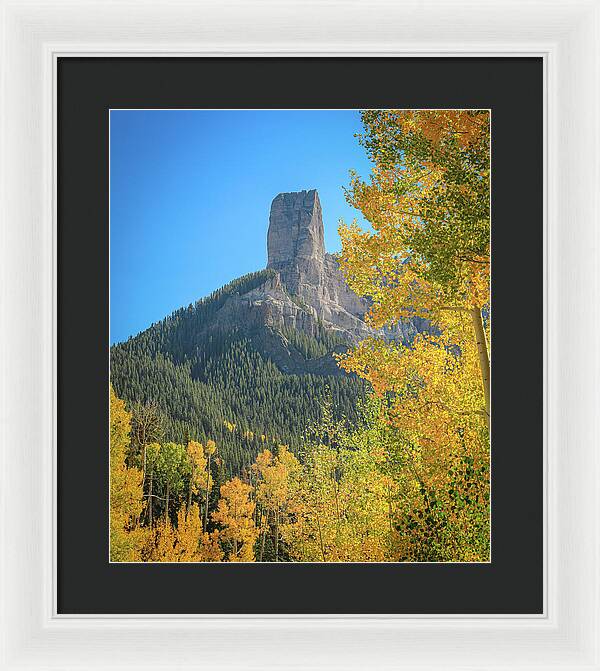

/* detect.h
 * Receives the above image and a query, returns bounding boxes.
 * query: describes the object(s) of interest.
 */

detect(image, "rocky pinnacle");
[267,189,325,294]
[207,189,425,356]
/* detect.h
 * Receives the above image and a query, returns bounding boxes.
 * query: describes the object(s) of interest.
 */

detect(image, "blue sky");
[110,109,373,344]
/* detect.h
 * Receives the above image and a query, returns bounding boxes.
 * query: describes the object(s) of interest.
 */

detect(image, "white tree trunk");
[470,307,491,429]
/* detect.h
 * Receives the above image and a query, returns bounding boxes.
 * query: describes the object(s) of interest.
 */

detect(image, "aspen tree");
[109,387,145,561]
[212,478,258,562]
[339,110,490,425]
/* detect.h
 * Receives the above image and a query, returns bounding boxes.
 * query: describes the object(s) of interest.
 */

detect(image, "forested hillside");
[111,270,365,475]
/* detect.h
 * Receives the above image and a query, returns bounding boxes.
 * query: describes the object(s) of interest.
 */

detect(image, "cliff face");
[267,189,325,293]
[266,190,371,340]
[208,189,424,373]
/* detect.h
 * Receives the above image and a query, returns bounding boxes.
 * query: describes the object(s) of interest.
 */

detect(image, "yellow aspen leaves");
[109,386,146,562]
[212,478,258,562]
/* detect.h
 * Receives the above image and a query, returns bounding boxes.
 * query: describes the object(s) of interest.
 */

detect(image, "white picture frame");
[1,0,598,668]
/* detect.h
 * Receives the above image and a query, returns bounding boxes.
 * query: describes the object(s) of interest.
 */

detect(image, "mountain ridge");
[110,190,426,473]
[194,189,423,366]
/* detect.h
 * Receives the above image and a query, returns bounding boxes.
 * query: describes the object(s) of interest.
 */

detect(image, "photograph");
[109,108,491,563]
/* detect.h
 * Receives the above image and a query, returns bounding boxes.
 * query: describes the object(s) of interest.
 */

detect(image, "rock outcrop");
[267,189,325,292]
[266,190,364,338]
[209,189,426,373]
[265,189,420,342]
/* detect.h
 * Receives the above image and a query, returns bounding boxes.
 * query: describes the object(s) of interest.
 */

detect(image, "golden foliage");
[148,504,223,562]
[109,386,146,561]
[212,478,258,562]
[332,109,491,560]
[186,440,212,498]
[280,442,398,562]
[339,109,490,327]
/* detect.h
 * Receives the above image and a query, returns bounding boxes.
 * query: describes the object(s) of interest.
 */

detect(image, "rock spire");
[266,189,325,294]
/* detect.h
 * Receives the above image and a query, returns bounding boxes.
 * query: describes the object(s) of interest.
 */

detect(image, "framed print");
[58,57,542,615]
[1,0,599,669]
